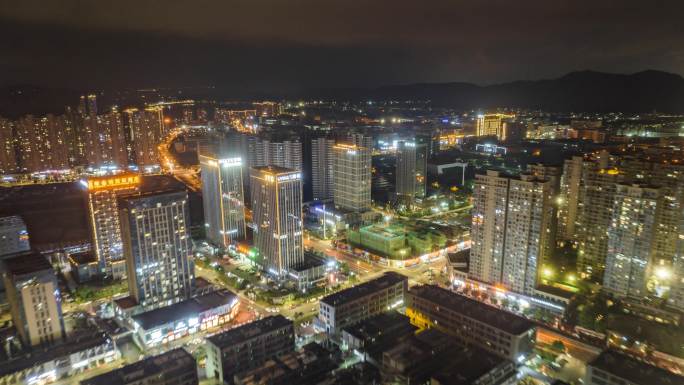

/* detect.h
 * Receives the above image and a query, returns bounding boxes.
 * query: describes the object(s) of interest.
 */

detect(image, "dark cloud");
[0,0,682,93]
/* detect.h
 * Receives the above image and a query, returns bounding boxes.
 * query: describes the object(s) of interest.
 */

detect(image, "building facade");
[205,315,294,384]
[317,272,408,336]
[395,141,427,200]
[120,189,194,310]
[333,143,371,212]
[0,216,30,256]
[81,348,197,385]
[250,166,304,277]
[83,173,141,278]
[199,154,246,247]
[311,137,335,201]
[2,252,66,347]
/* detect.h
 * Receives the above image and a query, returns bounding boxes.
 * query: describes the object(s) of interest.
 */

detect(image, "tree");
[551,340,566,353]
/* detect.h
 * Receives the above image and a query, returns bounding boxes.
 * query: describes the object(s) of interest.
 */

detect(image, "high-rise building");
[0,117,17,174]
[333,143,371,212]
[199,153,246,247]
[120,189,194,310]
[603,184,660,298]
[124,107,165,168]
[2,252,66,346]
[311,137,335,201]
[0,216,30,256]
[577,167,624,280]
[82,174,141,279]
[250,166,304,277]
[82,110,128,168]
[475,113,515,139]
[557,156,584,242]
[87,94,98,116]
[470,171,554,295]
[253,101,280,117]
[395,141,427,200]
[14,114,71,172]
[346,133,373,151]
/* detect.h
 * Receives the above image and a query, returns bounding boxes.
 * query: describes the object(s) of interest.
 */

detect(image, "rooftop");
[408,285,535,335]
[132,289,237,330]
[0,332,111,377]
[3,251,52,276]
[68,251,97,265]
[342,312,416,343]
[206,315,292,350]
[589,350,683,385]
[430,347,513,385]
[321,272,407,307]
[81,348,195,385]
[113,295,138,310]
[251,165,297,174]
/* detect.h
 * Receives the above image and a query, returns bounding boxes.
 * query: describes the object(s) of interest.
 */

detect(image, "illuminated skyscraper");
[311,137,335,201]
[199,153,246,247]
[333,143,371,212]
[0,117,16,174]
[14,114,70,172]
[470,171,554,295]
[83,174,141,279]
[2,252,66,346]
[120,189,194,310]
[603,184,660,298]
[557,156,584,242]
[250,166,304,277]
[87,94,98,116]
[82,109,128,168]
[395,140,427,200]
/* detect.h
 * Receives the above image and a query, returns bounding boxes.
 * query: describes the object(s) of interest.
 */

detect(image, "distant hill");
[2,70,684,116]
[310,70,684,113]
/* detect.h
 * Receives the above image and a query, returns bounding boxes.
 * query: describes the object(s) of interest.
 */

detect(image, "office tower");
[87,94,98,116]
[577,167,623,280]
[250,166,304,276]
[120,189,194,309]
[83,174,141,279]
[603,184,660,298]
[0,118,17,174]
[124,107,165,168]
[2,252,66,346]
[475,113,514,139]
[333,143,371,212]
[395,140,427,200]
[0,216,30,256]
[346,133,373,151]
[199,153,246,247]
[557,156,584,242]
[469,171,554,295]
[311,137,335,201]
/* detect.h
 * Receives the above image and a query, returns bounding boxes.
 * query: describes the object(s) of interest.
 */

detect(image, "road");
[159,128,201,191]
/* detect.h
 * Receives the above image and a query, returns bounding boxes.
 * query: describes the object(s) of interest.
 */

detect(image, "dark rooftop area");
[132,289,237,330]
[321,272,407,307]
[251,165,297,174]
[3,251,52,276]
[206,315,292,350]
[589,350,684,385]
[68,251,97,265]
[0,332,111,377]
[81,348,195,385]
[408,285,535,335]
[430,346,514,385]
[113,295,138,310]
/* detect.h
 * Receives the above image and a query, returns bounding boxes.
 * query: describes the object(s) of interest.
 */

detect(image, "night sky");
[1,0,683,94]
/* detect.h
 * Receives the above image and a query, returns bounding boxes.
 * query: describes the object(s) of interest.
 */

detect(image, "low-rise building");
[131,289,238,349]
[585,350,683,385]
[341,312,417,366]
[0,332,118,385]
[317,272,408,336]
[287,255,329,291]
[233,343,336,385]
[406,285,536,362]
[68,251,99,283]
[81,348,197,385]
[205,315,294,384]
